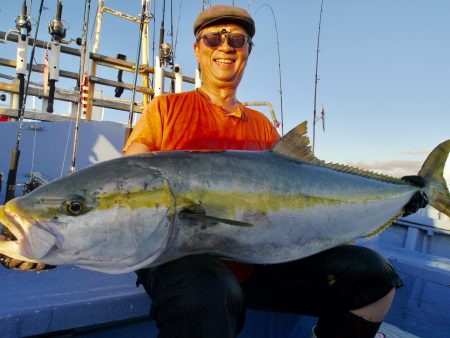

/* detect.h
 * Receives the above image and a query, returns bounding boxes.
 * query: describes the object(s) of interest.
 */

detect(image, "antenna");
[312,0,325,154]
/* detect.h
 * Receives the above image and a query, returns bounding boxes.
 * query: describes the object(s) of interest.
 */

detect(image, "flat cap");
[193,5,255,37]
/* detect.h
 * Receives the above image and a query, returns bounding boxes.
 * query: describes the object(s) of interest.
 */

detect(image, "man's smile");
[214,58,235,65]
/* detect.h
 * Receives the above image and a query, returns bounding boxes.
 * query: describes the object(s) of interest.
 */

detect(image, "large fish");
[0,122,449,273]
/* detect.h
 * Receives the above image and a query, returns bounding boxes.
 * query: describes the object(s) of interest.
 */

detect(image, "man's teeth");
[215,59,234,64]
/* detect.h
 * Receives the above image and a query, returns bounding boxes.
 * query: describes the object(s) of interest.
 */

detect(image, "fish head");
[0,157,175,273]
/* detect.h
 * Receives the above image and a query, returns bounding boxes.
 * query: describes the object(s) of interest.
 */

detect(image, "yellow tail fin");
[419,139,450,217]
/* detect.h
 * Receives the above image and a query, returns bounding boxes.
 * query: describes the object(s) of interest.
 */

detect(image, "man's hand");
[401,175,429,216]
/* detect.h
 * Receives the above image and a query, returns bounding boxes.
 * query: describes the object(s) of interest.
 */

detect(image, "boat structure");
[0,1,449,337]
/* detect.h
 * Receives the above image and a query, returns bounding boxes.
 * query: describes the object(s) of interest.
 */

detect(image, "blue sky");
[1,0,449,179]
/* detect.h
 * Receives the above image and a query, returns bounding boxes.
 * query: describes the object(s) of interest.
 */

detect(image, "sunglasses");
[198,30,252,49]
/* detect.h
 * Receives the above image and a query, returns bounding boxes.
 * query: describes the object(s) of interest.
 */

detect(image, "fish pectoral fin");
[179,209,253,228]
[196,215,253,227]
[177,198,253,228]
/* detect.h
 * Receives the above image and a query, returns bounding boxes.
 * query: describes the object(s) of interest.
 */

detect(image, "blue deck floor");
[1,236,449,338]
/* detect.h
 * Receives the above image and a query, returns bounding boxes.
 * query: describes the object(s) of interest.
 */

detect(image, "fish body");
[1,122,449,273]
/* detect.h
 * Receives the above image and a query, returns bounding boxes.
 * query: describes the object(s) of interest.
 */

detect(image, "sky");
[0,0,449,181]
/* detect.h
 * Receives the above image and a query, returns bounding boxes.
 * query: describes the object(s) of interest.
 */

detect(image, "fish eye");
[64,199,85,216]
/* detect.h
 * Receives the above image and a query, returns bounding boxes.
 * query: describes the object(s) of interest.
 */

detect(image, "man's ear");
[194,42,200,63]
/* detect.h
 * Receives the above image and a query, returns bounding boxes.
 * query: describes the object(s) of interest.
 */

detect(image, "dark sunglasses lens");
[228,34,247,48]
[203,33,223,48]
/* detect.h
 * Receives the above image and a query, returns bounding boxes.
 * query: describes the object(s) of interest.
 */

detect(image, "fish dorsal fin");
[272,121,405,184]
[272,121,321,164]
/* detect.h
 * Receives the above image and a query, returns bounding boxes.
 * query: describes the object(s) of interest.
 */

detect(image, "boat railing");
[0,29,195,122]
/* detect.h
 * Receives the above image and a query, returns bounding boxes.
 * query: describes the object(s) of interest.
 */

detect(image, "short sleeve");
[123,96,166,152]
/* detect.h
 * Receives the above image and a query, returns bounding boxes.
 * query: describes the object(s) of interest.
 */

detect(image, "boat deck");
[1,220,449,337]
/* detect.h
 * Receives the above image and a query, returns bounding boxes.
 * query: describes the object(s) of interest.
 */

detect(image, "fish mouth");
[0,204,56,262]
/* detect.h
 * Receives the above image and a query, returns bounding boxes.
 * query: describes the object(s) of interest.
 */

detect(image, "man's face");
[194,23,250,89]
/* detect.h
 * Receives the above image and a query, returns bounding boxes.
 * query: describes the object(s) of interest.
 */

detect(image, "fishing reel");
[22,178,43,195]
[160,42,174,68]
[21,173,48,195]
[15,7,32,42]
[48,19,66,42]
[48,0,66,42]
[47,17,66,42]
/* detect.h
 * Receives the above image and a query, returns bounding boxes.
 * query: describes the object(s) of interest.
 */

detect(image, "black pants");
[136,245,403,338]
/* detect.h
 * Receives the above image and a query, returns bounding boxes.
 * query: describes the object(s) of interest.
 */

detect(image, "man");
[122,5,427,338]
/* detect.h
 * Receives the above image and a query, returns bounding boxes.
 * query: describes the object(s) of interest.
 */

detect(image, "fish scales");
[0,122,448,273]
[138,151,416,267]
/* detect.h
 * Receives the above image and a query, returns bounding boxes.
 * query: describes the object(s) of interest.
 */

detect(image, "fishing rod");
[151,0,157,87]
[172,0,184,93]
[170,0,174,52]
[159,0,173,68]
[4,0,45,204]
[5,0,44,204]
[69,0,91,174]
[46,0,67,113]
[159,0,166,54]
[173,0,183,60]
[12,0,32,119]
[312,0,324,154]
[153,0,174,97]
[195,1,211,87]
[256,4,284,135]
[125,0,150,143]
[169,0,175,93]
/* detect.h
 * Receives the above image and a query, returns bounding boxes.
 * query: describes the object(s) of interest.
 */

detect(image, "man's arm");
[123,97,164,155]
[123,142,151,156]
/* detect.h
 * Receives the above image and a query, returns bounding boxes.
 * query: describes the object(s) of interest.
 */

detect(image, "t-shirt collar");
[196,88,245,119]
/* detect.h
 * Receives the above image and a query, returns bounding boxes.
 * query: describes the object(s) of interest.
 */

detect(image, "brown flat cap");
[193,5,255,37]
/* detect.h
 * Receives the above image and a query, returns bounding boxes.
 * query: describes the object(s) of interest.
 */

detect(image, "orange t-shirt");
[124,89,280,152]
[124,89,280,281]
